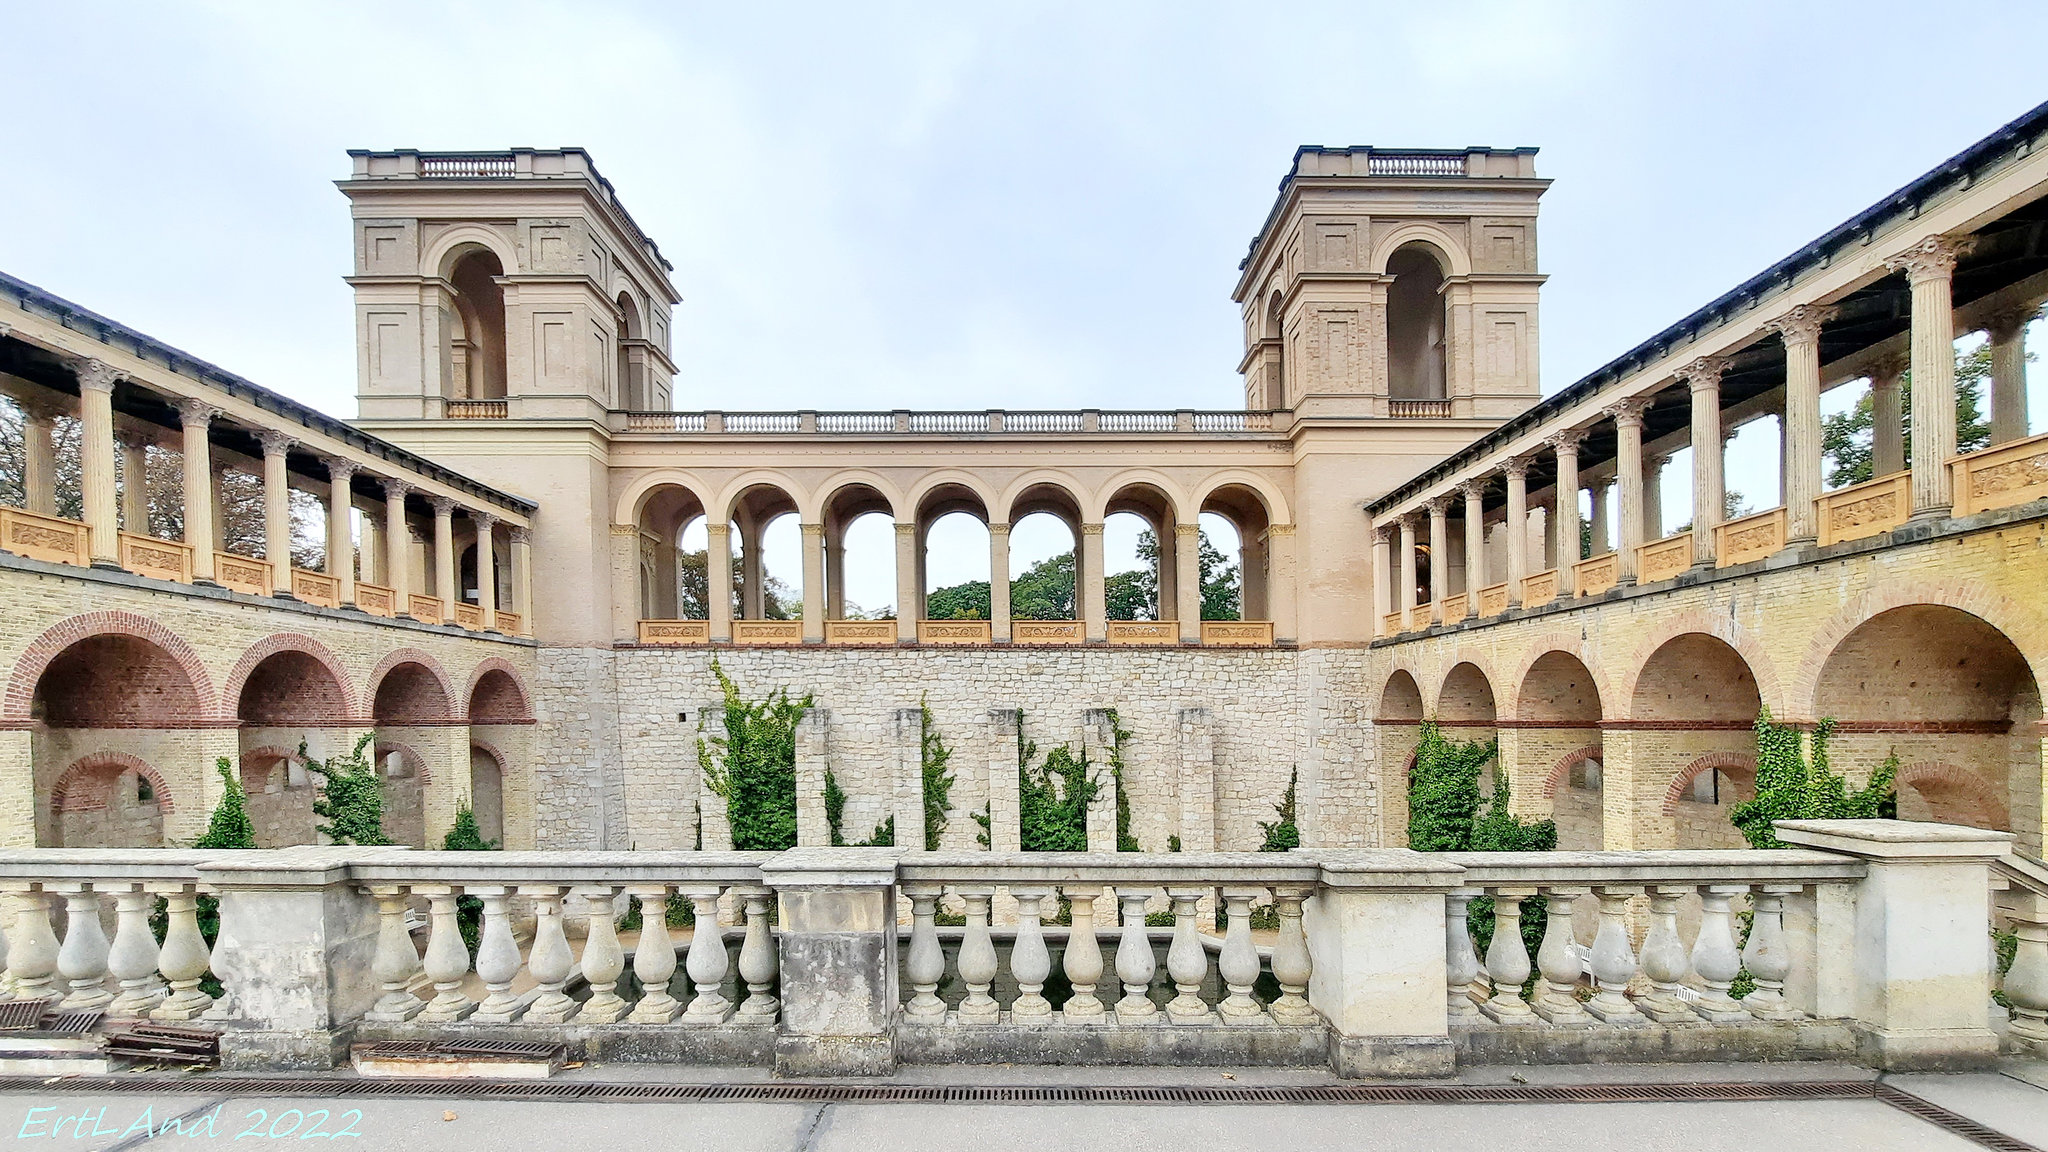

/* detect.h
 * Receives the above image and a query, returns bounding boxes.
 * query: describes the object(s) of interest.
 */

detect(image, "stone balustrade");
[615,409,1283,436]
[0,822,2030,1076]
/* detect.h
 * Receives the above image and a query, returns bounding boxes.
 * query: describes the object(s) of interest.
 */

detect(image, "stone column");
[739,515,765,620]
[1080,522,1107,642]
[381,480,412,605]
[1175,708,1217,851]
[76,360,122,565]
[1174,522,1201,642]
[892,708,927,852]
[174,400,220,581]
[1773,305,1834,544]
[1397,515,1418,632]
[1371,525,1393,637]
[1589,480,1610,554]
[800,522,825,643]
[1549,429,1584,592]
[1424,497,1449,623]
[1776,819,2009,1070]
[430,496,457,622]
[259,431,294,593]
[1987,308,2034,446]
[1305,851,1465,1077]
[985,709,1022,851]
[473,513,497,628]
[758,849,904,1076]
[1886,236,1968,518]
[824,521,846,620]
[1458,481,1486,596]
[892,521,918,642]
[795,708,831,847]
[116,426,150,531]
[979,521,1008,641]
[1268,523,1297,643]
[1680,356,1727,565]
[510,527,532,631]
[1607,397,1651,584]
[325,460,357,607]
[21,395,61,516]
[1504,458,1529,607]
[707,521,734,641]
[1643,452,1667,541]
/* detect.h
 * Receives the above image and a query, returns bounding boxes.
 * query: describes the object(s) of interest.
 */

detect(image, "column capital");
[1398,511,1421,532]
[75,358,124,394]
[894,521,917,537]
[705,520,730,537]
[256,428,296,457]
[1882,234,1972,284]
[1866,352,1909,385]
[326,458,359,486]
[510,526,530,546]
[380,476,413,500]
[1645,450,1672,469]
[1423,495,1452,517]
[428,494,458,517]
[800,521,825,538]
[172,396,220,428]
[1372,525,1392,545]
[988,521,1011,536]
[1458,478,1488,501]
[609,522,640,538]
[1266,522,1294,537]
[1767,303,1837,347]
[471,511,499,532]
[1174,522,1201,538]
[1080,522,1104,536]
[1984,305,2041,341]
[1501,455,1532,480]
[1603,395,1653,427]
[1545,427,1588,454]
[1677,356,1730,392]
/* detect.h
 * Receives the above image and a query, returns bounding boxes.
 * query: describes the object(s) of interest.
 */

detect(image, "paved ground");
[0,1061,2040,1151]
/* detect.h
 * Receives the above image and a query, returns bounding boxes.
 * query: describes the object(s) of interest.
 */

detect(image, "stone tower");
[1232,147,1548,419]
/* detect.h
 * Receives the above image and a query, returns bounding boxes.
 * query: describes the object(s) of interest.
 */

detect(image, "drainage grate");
[0,1000,55,1031]
[103,1024,219,1067]
[38,1010,102,1035]
[358,1039,566,1062]
[1874,1082,2044,1152]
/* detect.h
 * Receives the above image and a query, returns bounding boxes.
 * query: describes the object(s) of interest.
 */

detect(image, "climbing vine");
[697,659,811,851]
[1104,709,1138,851]
[1404,722,1555,962]
[920,695,955,851]
[1258,768,1301,852]
[1731,709,1896,850]
[194,758,258,851]
[305,733,388,846]
[1016,710,1097,851]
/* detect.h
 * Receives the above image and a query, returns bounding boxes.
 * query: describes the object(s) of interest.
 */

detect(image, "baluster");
[1164,887,1213,1024]
[53,883,112,1011]
[149,881,216,1022]
[1217,887,1269,1025]
[1269,886,1316,1026]
[679,885,732,1023]
[578,886,630,1023]
[1007,887,1053,1023]
[1444,888,1483,1020]
[734,888,779,1022]
[902,884,947,1023]
[1741,884,1802,1020]
[470,886,525,1023]
[625,884,682,1023]
[415,886,475,1022]
[955,887,999,1024]
[1478,887,1535,1023]
[521,886,578,1023]
[1586,886,1645,1023]
[2006,896,2048,1053]
[1690,884,1750,1021]
[4,886,58,1003]
[1060,885,1106,1023]
[1113,888,1159,1023]
[104,883,165,1016]
[1532,887,1588,1024]
[361,885,422,1022]
[1635,885,1695,1023]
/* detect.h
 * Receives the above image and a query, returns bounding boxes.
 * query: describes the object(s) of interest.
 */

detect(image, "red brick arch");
[49,751,175,814]
[4,611,219,723]
[221,633,360,723]
[1541,745,1605,799]
[366,648,457,723]
[1501,634,1613,723]
[374,740,432,785]
[1661,752,1758,815]
[1791,582,2048,720]
[463,657,533,722]
[1895,760,2010,831]
[1614,609,1784,722]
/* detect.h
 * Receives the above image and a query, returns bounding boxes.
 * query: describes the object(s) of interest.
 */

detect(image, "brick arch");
[1661,752,1758,815]
[1502,634,1613,723]
[1615,608,1783,721]
[1429,648,1502,717]
[222,633,360,724]
[1434,659,1499,725]
[367,648,457,723]
[1792,582,2048,720]
[1541,745,1605,799]
[49,751,176,815]
[1895,760,2010,831]
[374,740,432,785]
[1376,663,1427,722]
[464,658,533,722]
[4,610,218,723]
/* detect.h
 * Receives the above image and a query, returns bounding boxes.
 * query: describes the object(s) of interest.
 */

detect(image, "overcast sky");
[5,2,2045,609]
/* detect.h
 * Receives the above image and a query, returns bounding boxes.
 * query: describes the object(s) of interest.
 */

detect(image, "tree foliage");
[697,659,810,850]
[922,526,1243,623]
[1821,345,1997,489]
[675,549,799,621]
[920,695,955,850]
[1730,709,1896,850]
[304,734,388,846]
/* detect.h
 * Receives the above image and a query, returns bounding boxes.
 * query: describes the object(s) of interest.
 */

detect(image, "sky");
[4,2,2046,609]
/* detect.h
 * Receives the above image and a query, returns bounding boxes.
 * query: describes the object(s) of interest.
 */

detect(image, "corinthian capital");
[172,397,220,428]
[1501,455,1532,480]
[1546,427,1588,455]
[75,358,124,393]
[1768,303,1837,348]
[1603,395,1653,428]
[1423,495,1452,518]
[1677,356,1730,393]
[1882,235,1971,284]
[1459,478,1488,502]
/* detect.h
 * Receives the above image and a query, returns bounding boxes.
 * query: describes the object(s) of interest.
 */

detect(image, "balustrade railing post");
[1585,886,1645,1024]
[626,884,682,1023]
[1741,884,1802,1021]
[1478,887,1536,1023]
[51,883,112,1011]
[1060,885,1107,1023]
[955,886,1000,1024]
[104,883,165,1016]
[1269,885,1316,1026]
[520,885,578,1024]
[678,885,732,1024]
[1532,887,1588,1024]
[902,883,947,1023]
[414,886,475,1023]
[1217,887,1270,1025]
[1691,884,1750,1022]
[470,886,525,1023]
[1636,885,1694,1024]
[1113,888,1159,1024]
[1164,887,1214,1024]
[757,848,903,1076]
[1009,886,1054,1023]
[1443,888,1482,1020]
[734,887,780,1022]
[2,885,58,1002]
[1305,853,1464,1076]
[363,885,424,1022]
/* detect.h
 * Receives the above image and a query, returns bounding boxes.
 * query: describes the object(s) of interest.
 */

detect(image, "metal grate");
[41,1010,103,1035]
[0,1000,55,1031]
[104,1023,219,1067]
[1874,1082,2044,1152]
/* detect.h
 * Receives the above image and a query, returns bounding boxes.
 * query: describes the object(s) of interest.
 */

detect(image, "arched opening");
[1386,244,1447,401]
[1630,633,1763,849]
[918,484,991,622]
[470,745,505,845]
[822,483,896,621]
[1813,605,2039,849]
[237,748,314,848]
[1199,485,1270,621]
[34,635,205,728]
[458,520,508,615]
[234,649,350,846]
[49,755,168,848]
[446,249,508,401]
[1438,662,1499,797]
[236,651,348,727]
[373,662,453,725]
[729,485,802,620]
[1516,650,1605,848]
[1667,754,1758,850]
[616,292,644,410]
[1006,483,1084,622]
[469,668,530,724]
[374,742,427,850]
[1377,669,1426,844]
[1103,484,1177,622]
[637,484,710,620]
[1263,289,1286,409]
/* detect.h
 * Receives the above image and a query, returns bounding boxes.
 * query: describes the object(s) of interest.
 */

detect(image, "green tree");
[675,549,799,620]
[1008,552,1077,620]
[442,801,499,851]
[1013,713,1097,851]
[1822,345,1997,489]
[1730,709,1896,850]
[924,579,990,621]
[304,733,389,846]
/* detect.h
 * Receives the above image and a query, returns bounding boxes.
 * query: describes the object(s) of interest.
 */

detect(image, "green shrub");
[1731,710,1896,850]
[442,799,498,957]
[920,695,955,850]
[1404,722,1552,964]
[698,659,810,850]
[1016,712,1096,851]
[1104,709,1138,851]
[1258,769,1301,851]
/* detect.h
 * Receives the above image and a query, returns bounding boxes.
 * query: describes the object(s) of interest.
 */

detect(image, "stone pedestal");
[759,847,905,1076]
[1304,850,1463,1077]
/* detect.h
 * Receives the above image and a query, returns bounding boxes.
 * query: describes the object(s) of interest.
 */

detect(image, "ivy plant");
[304,733,388,846]
[1731,709,1896,850]
[697,659,810,851]
[1258,768,1301,852]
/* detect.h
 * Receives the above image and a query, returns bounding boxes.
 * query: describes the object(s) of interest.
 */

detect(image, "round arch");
[423,227,520,283]
[1616,610,1783,720]
[367,649,457,724]
[1193,471,1292,528]
[999,473,1089,527]
[714,473,809,524]
[1793,584,2048,718]
[1367,225,1472,277]
[616,471,720,529]
[465,658,533,723]
[1086,470,1191,526]
[5,611,218,723]
[223,634,358,724]
[1895,761,2011,830]
[1514,648,1604,725]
